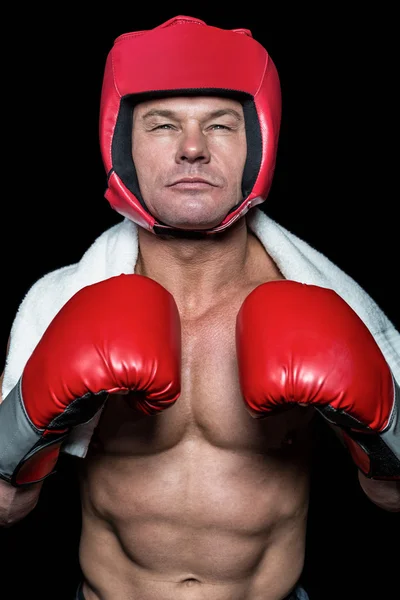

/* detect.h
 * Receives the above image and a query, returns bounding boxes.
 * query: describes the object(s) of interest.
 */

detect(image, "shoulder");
[17,263,82,321]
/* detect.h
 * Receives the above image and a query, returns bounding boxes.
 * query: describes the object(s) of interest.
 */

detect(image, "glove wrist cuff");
[0,378,63,486]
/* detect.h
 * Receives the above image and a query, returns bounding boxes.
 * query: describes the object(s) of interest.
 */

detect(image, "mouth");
[168,178,217,190]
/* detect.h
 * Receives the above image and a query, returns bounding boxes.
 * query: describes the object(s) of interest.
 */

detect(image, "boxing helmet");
[99,15,282,235]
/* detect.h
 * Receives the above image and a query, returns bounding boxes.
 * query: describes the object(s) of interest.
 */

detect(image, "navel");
[180,577,200,587]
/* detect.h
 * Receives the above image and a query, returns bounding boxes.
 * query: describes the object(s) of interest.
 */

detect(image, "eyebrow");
[141,108,243,121]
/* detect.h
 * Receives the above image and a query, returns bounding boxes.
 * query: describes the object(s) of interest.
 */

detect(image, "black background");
[1,4,399,599]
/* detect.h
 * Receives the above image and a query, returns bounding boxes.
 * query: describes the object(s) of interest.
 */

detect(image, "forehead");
[133,95,244,118]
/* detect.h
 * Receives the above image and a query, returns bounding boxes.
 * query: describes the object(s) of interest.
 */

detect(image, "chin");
[149,193,235,230]
[156,209,229,231]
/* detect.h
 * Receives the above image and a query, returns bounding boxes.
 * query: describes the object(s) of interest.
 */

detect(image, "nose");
[175,124,211,164]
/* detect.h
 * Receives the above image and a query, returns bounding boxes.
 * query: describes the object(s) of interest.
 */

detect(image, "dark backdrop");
[1,4,398,599]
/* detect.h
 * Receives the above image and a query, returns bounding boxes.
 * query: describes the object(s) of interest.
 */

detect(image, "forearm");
[358,471,400,512]
[0,477,43,527]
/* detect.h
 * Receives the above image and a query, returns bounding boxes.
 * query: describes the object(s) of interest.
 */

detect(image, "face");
[131,96,247,230]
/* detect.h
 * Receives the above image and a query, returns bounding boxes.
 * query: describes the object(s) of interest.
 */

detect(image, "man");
[0,15,399,600]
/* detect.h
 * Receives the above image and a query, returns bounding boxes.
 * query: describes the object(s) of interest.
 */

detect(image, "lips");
[168,178,217,188]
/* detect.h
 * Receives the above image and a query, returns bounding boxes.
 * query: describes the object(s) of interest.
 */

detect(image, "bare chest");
[91,302,314,456]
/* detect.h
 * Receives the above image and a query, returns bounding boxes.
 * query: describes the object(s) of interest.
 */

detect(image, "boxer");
[1,15,399,600]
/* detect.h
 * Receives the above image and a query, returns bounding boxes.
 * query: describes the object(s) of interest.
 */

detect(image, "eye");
[209,124,231,130]
[152,123,175,130]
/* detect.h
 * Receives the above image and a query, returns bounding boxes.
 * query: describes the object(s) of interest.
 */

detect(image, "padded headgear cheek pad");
[99,15,282,235]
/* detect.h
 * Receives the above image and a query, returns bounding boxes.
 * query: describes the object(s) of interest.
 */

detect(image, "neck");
[135,217,258,316]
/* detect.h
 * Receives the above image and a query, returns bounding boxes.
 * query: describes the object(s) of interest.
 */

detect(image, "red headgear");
[99,15,282,235]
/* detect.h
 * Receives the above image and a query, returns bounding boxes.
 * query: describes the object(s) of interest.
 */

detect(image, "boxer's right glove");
[0,274,181,487]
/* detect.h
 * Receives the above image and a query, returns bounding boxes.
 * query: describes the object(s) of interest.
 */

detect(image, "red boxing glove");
[236,280,400,480]
[0,274,181,486]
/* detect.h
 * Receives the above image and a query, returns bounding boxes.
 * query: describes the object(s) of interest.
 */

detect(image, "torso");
[77,238,316,600]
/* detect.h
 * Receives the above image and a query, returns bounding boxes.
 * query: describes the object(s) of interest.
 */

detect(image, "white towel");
[2,208,399,458]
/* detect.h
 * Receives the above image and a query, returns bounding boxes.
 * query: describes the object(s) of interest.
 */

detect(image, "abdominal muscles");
[78,405,311,599]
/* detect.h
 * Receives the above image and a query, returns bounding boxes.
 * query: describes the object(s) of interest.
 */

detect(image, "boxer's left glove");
[236,280,400,480]
[0,274,181,486]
